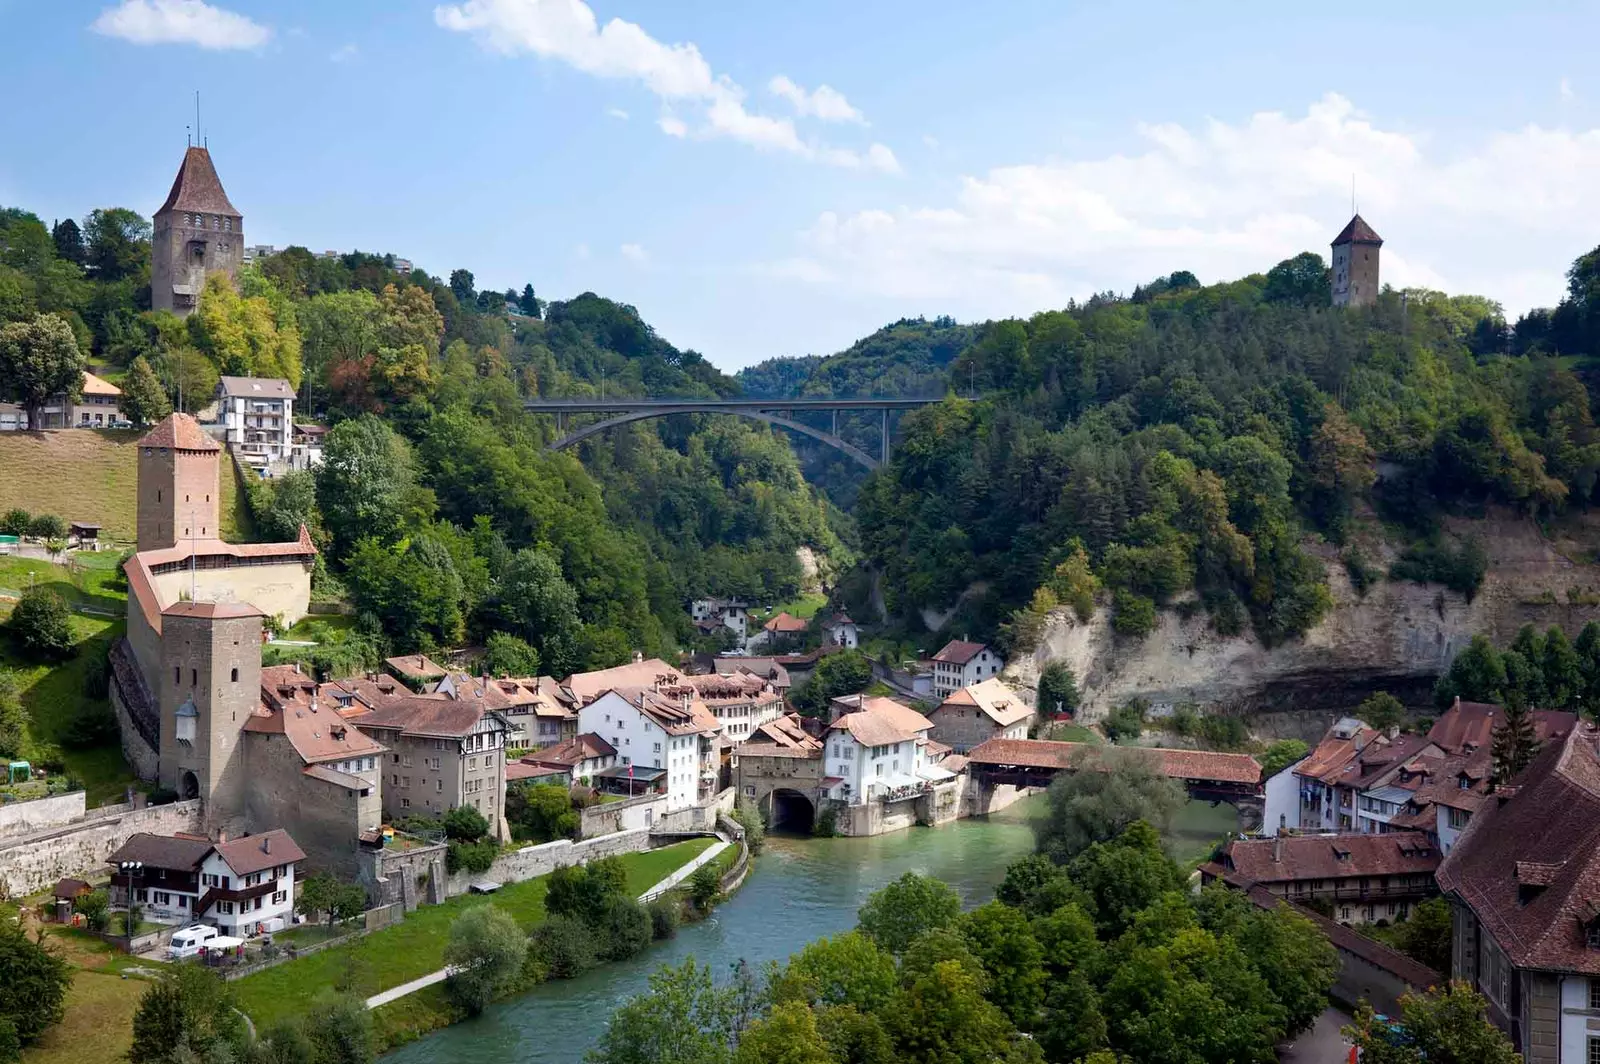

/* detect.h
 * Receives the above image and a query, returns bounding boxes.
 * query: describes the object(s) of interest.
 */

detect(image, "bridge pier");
[881,407,890,464]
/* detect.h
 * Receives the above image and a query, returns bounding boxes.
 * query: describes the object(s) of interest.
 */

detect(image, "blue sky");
[1,1,1597,370]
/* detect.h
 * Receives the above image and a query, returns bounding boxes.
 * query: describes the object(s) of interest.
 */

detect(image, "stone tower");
[136,413,223,553]
[157,601,262,830]
[151,146,243,317]
[1331,214,1382,308]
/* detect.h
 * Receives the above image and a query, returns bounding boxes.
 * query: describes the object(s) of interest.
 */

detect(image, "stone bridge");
[524,396,942,470]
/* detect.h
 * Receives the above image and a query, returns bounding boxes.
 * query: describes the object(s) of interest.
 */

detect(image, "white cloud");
[606,106,629,120]
[768,75,865,124]
[774,94,1600,318]
[91,0,270,50]
[620,243,649,266]
[330,42,358,62]
[434,0,892,170]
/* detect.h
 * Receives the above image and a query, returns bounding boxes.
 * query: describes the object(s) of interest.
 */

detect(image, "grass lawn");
[750,592,827,625]
[21,925,167,1064]
[1039,721,1102,744]
[0,428,254,545]
[1165,799,1240,869]
[280,614,359,641]
[0,556,127,615]
[232,839,714,1029]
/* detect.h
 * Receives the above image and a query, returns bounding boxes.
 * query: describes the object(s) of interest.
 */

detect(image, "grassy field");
[750,592,827,625]
[232,839,714,1029]
[0,429,254,546]
[21,925,166,1064]
[1166,799,1240,868]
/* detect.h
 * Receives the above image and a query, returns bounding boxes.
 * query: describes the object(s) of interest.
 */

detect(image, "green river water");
[384,797,1237,1063]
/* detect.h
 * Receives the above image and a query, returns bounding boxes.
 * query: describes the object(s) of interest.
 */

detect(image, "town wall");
[578,792,667,838]
[110,677,161,781]
[444,828,652,896]
[0,790,86,838]
[653,788,736,834]
[835,797,919,837]
[150,561,311,629]
[959,778,1038,819]
[243,731,377,876]
[0,799,203,896]
[358,839,446,910]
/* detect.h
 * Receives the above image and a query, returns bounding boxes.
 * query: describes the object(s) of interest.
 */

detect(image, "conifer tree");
[1490,700,1539,787]
[117,355,171,426]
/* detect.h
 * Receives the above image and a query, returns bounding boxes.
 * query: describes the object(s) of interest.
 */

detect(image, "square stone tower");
[136,413,223,552]
[1331,214,1382,308]
[151,146,243,317]
[157,601,263,831]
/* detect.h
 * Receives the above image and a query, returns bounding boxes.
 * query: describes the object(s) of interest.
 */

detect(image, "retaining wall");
[0,799,204,897]
[579,793,667,838]
[444,828,652,896]
[0,790,86,838]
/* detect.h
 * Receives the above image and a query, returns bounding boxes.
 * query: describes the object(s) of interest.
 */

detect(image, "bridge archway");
[550,409,881,470]
[764,788,816,834]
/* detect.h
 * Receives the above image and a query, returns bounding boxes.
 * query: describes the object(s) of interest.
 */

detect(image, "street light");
[118,860,143,950]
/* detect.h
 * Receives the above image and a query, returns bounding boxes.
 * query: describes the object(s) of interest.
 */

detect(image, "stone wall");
[0,799,203,897]
[150,558,312,630]
[959,778,1038,819]
[445,828,652,897]
[653,788,736,835]
[243,730,378,877]
[356,839,446,910]
[579,793,667,838]
[0,790,86,838]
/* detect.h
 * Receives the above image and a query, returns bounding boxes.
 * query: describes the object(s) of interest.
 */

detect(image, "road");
[1279,1007,1354,1063]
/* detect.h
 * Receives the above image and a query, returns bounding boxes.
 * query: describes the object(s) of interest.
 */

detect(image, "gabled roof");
[213,830,306,876]
[355,695,505,740]
[1426,698,1577,754]
[81,370,121,397]
[1439,726,1600,975]
[932,640,989,665]
[763,611,808,633]
[526,732,616,769]
[248,664,387,764]
[107,832,213,872]
[828,697,933,747]
[217,376,294,400]
[604,686,721,737]
[137,412,221,451]
[1331,214,1383,246]
[713,657,791,687]
[748,712,822,753]
[384,654,448,682]
[937,678,1032,728]
[564,657,680,704]
[1222,831,1439,885]
[967,738,1262,786]
[157,146,240,217]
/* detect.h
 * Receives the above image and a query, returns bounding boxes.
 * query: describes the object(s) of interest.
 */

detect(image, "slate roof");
[157,147,241,217]
[217,376,294,400]
[937,678,1032,728]
[213,830,306,876]
[107,832,213,871]
[932,640,989,665]
[137,412,221,451]
[1437,725,1600,975]
[967,738,1262,786]
[1331,214,1383,246]
[1220,831,1439,885]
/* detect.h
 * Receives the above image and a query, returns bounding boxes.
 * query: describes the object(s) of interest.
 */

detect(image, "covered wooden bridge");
[966,738,1262,803]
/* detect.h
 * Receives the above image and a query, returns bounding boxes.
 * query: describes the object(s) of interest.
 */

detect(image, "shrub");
[6,587,74,660]
[0,923,71,1049]
[1103,698,1147,743]
[688,863,721,911]
[26,514,66,541]
[647,897,680,940]
[1342,547,1381,596]
[1111,589,1157,637]
[813,805,839,838]
[1036,662,1080,717]
[75,889,111,933]
[595,896,653,962]
[445,839,498,875]
[528,914,596,979]
[0,509,29,537]
[443,804,490,842]
[444,904,527,1015]
[1259,739,1309,779]
[1391,536,1488,600]
[731,798,765,855]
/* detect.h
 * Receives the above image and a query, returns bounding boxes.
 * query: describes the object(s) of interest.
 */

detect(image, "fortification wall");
[0,791,86,838]
[0,799,203,897]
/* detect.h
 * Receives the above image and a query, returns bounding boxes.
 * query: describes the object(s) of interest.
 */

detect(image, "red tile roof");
[384,654,448,681]
[355,695,504,740]
[249,665,388,764]
[213,830,306,876]
[1331,213,1383,246]
[828,696,934,747]
[937,678,1032,728]
[1438,725,1600,975]
[162,600,263,620]
[932,640,988,665]
[526,733,615,769]
[1426,698,1577,754]
[137,412,221,451]
[157,147,241,217]
[967,738,1261,786]
[1221,832,1439,885]
[763,611,808,633]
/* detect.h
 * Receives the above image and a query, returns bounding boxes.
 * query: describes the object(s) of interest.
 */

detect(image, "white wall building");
[689,598,750,640]
[216,376,295,467]
[824,614,859,649]
[822,696,939,806]
[107,829,304,937]
[578,686,721,811]
[929,640,1004,698]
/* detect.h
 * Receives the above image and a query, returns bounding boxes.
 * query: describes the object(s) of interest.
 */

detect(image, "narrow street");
[1278,1008,1354,1063]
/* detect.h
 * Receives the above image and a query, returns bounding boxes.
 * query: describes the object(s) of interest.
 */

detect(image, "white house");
[689,598,750,640]
[823,614,859,649]
[577,686,721,811]
[107,829,305,937]
[930,640,1004,698]
[216,376,295,468]
[822,695,941,806]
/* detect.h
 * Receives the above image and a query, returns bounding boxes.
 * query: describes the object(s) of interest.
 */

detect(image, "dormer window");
[1589,925,1600,950]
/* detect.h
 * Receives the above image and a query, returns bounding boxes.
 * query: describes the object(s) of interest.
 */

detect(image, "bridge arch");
[761,788,817,834]
[549,408,880,470]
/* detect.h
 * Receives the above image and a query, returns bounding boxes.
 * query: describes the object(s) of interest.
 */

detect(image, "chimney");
[633,650,644,664]
[1272,834,1283,863]
[217,829,229,844]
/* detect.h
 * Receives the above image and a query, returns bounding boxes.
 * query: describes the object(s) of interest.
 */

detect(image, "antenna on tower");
[1351,174,1355,216]
[189,508,198,602]
[195,91,201,149]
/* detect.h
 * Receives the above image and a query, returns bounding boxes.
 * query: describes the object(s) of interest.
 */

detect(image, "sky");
[1,1,1598,372]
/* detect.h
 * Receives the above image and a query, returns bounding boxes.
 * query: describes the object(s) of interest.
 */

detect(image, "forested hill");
[829,250,1600,658]
[0,206,846,672]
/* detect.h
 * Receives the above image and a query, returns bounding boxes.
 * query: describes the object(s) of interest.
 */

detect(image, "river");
[385,797,1238,1063]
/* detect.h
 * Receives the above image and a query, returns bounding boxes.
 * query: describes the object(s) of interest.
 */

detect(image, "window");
[174,666,181,684]
[191,668,198,685]
[1447,807,1470,829]
[400,798,411,809]
[1590,978,1600,1011]
[1589,1037,1600,1064]
[230,668,238,683]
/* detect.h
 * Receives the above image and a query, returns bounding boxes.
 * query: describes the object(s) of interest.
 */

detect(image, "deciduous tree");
[444,904,528,1015]
[1034,747,1183,864]
[857,872,961,955]
[1344,983,1519,1064]
[0,313,83,428]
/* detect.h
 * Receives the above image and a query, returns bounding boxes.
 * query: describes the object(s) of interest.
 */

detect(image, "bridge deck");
[967,737,1261,788]
[524,396,940,413]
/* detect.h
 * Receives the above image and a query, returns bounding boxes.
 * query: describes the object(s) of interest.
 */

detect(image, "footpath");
[362,832,732,1010]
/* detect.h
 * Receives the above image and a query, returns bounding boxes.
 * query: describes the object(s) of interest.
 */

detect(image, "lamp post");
[118,860,143,951]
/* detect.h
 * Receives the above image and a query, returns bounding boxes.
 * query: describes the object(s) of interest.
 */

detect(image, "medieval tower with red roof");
[1330,214,1382,308]
[151,146,243,317]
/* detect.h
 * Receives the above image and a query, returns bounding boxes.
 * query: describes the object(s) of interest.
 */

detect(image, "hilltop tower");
[157,601,262,830]
[1331,214,1382,308]
[136,413,222,552]
[151,146,243,317]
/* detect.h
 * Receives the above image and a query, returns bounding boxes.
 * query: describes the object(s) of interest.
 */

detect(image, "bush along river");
[384,798,1051,1064]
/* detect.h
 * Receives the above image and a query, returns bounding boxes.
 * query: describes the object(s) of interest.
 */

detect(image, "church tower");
[151,146,243,317]
[157,601,262,830]
[136,413,222,552]
[1331,214,1382,308]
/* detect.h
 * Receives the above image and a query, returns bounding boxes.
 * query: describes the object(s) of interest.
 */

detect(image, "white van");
[167,924,219,959]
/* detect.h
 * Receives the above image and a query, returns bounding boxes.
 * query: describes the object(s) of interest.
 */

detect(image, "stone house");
[1200,831,1439,925]
[929,640,1004,699]
[928,677,1034,753]
[108,828,304,937]
[353,695,509,837]
[1437,724,1600,1063]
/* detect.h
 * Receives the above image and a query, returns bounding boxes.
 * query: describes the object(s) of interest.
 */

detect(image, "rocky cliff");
[1007,510,1600,726]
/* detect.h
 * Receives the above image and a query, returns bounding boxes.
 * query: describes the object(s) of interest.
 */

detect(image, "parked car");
[167,923,219,959]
